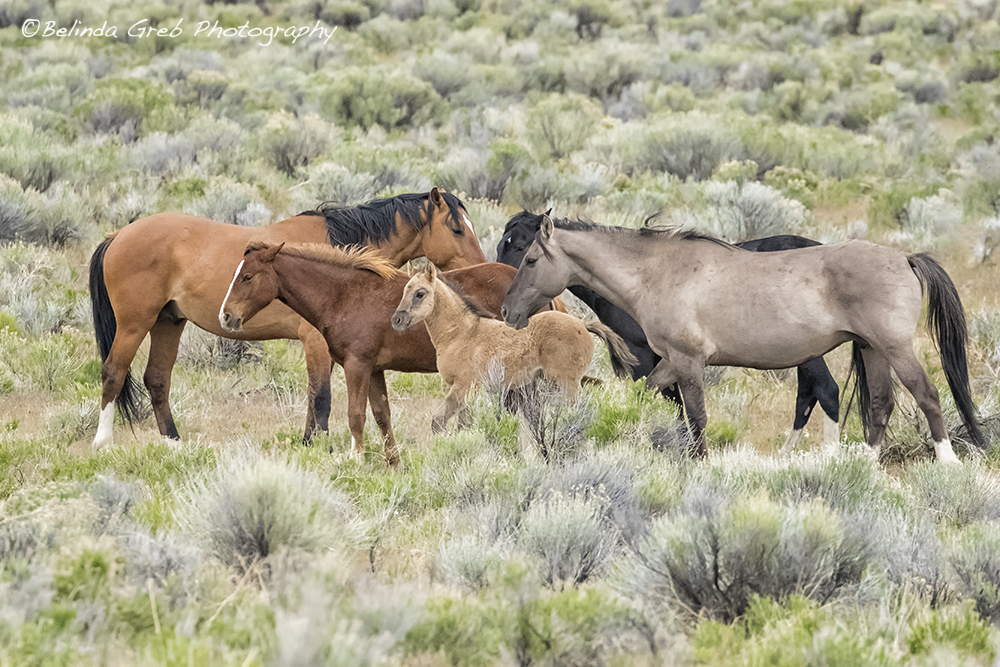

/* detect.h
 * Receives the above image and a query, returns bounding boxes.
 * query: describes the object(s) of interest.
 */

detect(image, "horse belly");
[707,325,848,369]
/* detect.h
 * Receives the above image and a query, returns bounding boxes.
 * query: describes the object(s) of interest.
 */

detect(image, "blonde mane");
[245,240,401,280]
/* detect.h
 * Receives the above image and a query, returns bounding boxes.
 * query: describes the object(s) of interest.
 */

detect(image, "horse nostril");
[500,305,508,321]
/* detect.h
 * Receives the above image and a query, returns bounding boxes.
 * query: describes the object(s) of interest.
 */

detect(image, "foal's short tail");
[585,322,639,379]
[907,253,985,449]
[89,234,144,428]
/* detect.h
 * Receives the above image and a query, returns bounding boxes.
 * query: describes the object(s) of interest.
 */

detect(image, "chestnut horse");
[89,189,486,449]
[391,262,637,433]
[219,241,540,466]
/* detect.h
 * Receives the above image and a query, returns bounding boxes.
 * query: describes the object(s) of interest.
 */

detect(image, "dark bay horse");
[219,241,545,466]
[501,216,985,462]
[89,189,486,449]
[495,211,840,452]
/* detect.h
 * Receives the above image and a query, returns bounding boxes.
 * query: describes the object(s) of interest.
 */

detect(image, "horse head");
[392,261,438,331]
[421,188,487,271]
[219,241,284,333]
[495,209,550,268]
[501,215,572,330]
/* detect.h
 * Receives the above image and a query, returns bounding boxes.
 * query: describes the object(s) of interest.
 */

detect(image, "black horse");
[496,211,840,452]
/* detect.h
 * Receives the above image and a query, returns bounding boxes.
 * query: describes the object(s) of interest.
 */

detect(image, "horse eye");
[525,257,537,266]
[415,289,426,299]
[242,274,252,282]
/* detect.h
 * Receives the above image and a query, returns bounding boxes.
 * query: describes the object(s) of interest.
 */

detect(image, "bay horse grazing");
[219,241,547,466]
[391,262,637,433]
[496,211,840,452]
[89,189,486,449]
[501,216,985,462]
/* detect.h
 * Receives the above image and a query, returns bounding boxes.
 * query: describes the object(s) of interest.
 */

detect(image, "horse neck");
[421,279,478,349]
[560,230,651,317]
[269,255,354,330]
[378,216,423,267]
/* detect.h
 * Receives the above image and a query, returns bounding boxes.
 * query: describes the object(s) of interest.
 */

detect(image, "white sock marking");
[780,428,803,455]
[219,259,244,329]
[823,415,840,446]
[934,438,961,465]
[94,402,115,449]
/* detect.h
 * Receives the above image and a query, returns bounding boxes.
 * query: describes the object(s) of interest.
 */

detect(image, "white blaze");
[219,259,244,328]
[93,402,115,449]
[462,214,475,235]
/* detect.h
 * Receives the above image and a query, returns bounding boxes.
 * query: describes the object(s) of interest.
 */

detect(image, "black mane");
[299,191,467,247]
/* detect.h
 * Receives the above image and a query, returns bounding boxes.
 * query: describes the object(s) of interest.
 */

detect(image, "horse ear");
[540,215,554,240]
[544,208,552,217]
[424,261,437,281]
[261,242,285,262]
[430,187,444,208]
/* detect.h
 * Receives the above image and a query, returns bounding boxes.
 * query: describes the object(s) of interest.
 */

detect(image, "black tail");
[89,235,145,428]
[908,253,985,449]
[842,342,871,443]
[585,321,639,379]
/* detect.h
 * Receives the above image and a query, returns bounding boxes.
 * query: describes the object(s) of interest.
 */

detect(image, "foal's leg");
[367,371,400,468]
[342,356,372,461]
[144,319,186,440]
[433,382,469,433]
[860,347,895,458]
[885,347,960,464]
[299,321,334,443]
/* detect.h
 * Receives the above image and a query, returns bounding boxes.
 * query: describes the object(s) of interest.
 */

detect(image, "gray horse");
[500,216,984,463]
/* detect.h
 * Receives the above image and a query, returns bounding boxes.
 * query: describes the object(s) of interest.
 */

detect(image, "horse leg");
[144,319,186,440]
[885,347,959,464]
[299,322,333,443]
[780,366,816,455]
[860,346,895,458]
[432,383,468,433]
[343,356,372,461]
[94,321,155,449]
[367,371,400,468]
[647,357,709,457]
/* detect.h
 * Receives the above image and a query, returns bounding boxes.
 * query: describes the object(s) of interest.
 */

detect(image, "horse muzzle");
[500,305,529,330]
[219,310,243,333]
[391,310,412,331]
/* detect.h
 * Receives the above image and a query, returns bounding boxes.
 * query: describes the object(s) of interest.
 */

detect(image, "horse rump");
[89,234,146,428]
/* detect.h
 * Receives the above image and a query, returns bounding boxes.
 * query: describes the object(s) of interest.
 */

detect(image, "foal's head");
[421,188,487,271]
[501,215,572,329]
[391,262,439,332]
[219,241,285,333]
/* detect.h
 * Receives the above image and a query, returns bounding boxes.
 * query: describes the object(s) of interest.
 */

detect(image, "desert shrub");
[950,522,1000,623]
[412,51,475,99]
[674,180,807,241]
[898,191,963,244]
[174,453,353,572]
[518,490,614,587]
[621,492,872,622]
[184,178,271,226]
[256,111,334,179]
[0,329,87,394]
[905,461,1000,528]
[515,380,593,464]
[868,181,937,231]
[437,140,532,202]
[527,93,603,160]
[510,165,586,209]
[0,241,83,336]
[76,78,178,141]
[126,131,196,175]
[614,113,744,180]
[0,114,70,192]
[291,162,379,211]
[564,41,643,105]
[312,68,447,131]
[435,535,507,591]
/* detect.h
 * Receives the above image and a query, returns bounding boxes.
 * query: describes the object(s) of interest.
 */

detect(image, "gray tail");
[89,235,145,428]
[585,321,639,379]
[908,253,985,449]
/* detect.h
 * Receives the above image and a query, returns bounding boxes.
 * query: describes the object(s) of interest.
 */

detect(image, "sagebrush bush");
[313,68,447,131]
[256,111,334,179]
[950,522,1000,623]
[0,114,69,192]
[621,493,871,621]
[0,175,84,247]
[184,179,271,226]
[900,191,963,244]
[527,93,602,160]
[905,461,1000,527]
[0,240,84,335]
[672,180,806,242]
[174,453,354,571]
